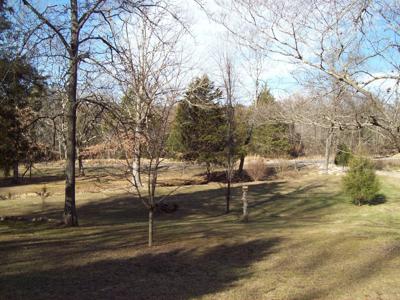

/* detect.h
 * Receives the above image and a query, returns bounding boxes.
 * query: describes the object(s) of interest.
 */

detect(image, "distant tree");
[334,143,352,167]
[235,84,275,176]
[217,0,400,154]
[234,104,252,176]
[0,57,45,182]
[169,75,226,181]
[76,102,106,176]
[343,156,380,206]
[250,123,292,157]
[256,85,275,107]
[250,87,292,157]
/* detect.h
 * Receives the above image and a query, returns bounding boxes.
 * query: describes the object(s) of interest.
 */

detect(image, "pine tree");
[343,156,380,206]
[249,86,293,157]
[0,57,45,181]
[168,75,226,180]
[250,123,292,157]
[334,143,352,167]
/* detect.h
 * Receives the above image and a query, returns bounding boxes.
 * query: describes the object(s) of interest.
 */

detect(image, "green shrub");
[342,156,380,206]
[334,143,352,166]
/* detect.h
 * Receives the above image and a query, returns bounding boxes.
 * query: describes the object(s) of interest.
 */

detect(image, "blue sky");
[14,0,398,104]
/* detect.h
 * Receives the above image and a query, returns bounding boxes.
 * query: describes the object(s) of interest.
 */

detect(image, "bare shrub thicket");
[374,159,400,171]
[246,157,267,181]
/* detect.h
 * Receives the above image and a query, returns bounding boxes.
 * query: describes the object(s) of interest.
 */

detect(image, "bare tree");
[76,102,106,176]
[237,48,265,176]
[20,0,153,225]
[109,8,187,246]
[214,0,400,154]
[219,54,237,213]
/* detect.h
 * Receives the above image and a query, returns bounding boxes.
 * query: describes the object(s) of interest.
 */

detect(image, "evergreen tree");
[343,156,380,206]
[168,75,226,180]
[256,85,275,106]
[249,86,293,157]
[334,143,352,167]
[0,57,45,181]
[250,123,292,157]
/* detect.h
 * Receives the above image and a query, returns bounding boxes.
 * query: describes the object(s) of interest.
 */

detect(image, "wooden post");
[241,185,249,222]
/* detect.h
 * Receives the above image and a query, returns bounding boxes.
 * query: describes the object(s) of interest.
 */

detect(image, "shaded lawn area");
[1,172,400,299]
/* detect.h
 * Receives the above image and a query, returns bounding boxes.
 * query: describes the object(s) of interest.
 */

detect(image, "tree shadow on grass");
[368,194,387,205]
[0,175,65,188]
[0,238,281,300]
[1,181,285,226]
[1,179,338,230]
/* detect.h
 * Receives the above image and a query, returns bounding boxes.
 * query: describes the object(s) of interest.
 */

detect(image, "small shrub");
[342,156,380,206]
[274,160,293,177]
[246,158,266,181]
[334,144,352,167]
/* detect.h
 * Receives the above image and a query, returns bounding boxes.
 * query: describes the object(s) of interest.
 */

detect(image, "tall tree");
[219,55,236,213]
[20,0,149,226]
[169,75,226,181]
[0,57,45,182]
[249,86,293,158]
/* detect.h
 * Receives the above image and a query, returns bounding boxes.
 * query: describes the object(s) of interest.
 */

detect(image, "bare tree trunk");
[64,100,78,226]
[238,155,245,176]
[64,142,67,160]
[226,179,231,213]
[206,163,211,183]
[78,154,85,177]
[241,185,248,222]
[148,208,154,247]
[223,58,235,214]
[58,139,63,160]
[324,127,334,173]
[226,115,233,214]
[132,137,142,186]
[238,126,253,177]
[63,0,79,226]
[12,160,18,184]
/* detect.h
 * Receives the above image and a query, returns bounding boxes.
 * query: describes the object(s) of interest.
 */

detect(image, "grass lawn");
[1,162,400,299]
